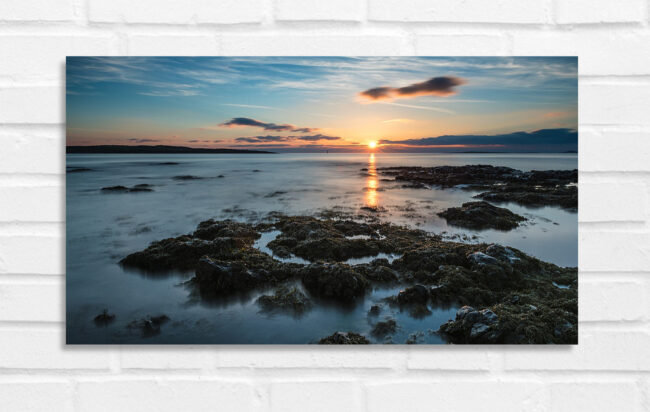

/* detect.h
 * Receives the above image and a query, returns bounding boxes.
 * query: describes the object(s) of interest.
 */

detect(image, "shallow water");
[66,152,577,344]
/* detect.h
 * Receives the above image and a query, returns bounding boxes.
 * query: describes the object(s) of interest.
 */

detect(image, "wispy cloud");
[360,76,466,101]
[220,117,317,133]
[234,134,341,143]
[127,138,161,143]
[382,102,455,114]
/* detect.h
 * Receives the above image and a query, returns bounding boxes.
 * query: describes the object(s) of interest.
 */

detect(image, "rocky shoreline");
[378,165,577,211]
[120,212,577,344]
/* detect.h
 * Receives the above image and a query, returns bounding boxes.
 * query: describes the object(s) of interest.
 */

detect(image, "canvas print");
[66,57,577,344]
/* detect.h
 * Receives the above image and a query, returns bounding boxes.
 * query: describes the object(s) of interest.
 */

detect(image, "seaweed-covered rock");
[300,263,369,301]
[193,219,260,242]
[120,236,241,271]
[93,309,116,326]
[256,286,312,315]
[371,319,397,337]
[438,201,526,231]
[194,256,269,296]
[439,306,502,343]
[397,285,429,305]
[319,331,370,344]
[378,165,577,210]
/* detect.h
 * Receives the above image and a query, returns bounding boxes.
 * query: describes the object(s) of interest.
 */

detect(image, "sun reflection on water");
[365,153,378,208]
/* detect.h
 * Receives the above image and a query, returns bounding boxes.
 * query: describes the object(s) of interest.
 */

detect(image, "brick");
[555,0,645,24]
[366,381,546,412]
[0,328,111,369]
[220,34,413,55]
[0,0,75,22]
[512,31,650,75]
[579,181,646,222]
[0,35,116,82]
[0,382,74,412]
[120,347,214,369]
[369,0,549,23]
[89,0,265,24]
[0,127,64,174]
[76,380,255,412]
[0,282,63,322]
[0,187,64,222]
[0,236,63,275]
[415,34,508,55]
[504,330,650,370]
[580,129,650,171]
[271,382,362,412]
[548,382,643,411]
[126,35,219,55]
[215,347,404,369]
[0,87,63,124]
[579,232,650,272]
[407,346,494,370]
[275,0,364,21]
[580,280,645,321]
[580,83,650,126]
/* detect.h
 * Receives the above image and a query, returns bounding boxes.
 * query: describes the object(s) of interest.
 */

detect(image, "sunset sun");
[368,141,377,149]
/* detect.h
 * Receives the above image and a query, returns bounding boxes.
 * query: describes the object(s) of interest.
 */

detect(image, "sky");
[66,56,578,152]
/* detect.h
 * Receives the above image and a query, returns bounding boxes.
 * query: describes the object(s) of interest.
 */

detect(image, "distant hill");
[66,145,274,154]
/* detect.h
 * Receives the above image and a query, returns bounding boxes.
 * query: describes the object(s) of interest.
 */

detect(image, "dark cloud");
[127,138,160,143]
[379,128,577,152]
[234,134,341,143]
[360,76,466,101]
[220,117,316,133]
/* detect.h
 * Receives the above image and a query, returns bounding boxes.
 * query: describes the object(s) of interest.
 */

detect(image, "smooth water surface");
[66,152,577,344]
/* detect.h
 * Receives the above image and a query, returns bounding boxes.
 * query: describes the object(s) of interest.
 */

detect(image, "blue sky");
[66,56,577,152]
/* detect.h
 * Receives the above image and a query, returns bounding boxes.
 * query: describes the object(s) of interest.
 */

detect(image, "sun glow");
[368,141,377,149]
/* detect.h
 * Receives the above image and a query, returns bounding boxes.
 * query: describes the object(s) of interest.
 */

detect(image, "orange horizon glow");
[368,141,377,149]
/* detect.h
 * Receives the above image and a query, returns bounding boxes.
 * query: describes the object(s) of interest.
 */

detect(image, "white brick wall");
[1,0,648,410]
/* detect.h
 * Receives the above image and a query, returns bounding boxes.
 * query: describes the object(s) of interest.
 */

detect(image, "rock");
[67,167,92,173]
[470,323,490,338]
[479,309,498,325]
[217,174,225,178]
[256,286,312,315]
[173,175,202,180]
[397,285,429,305]
[300,263,369,302]
[93,309,116,326]
[455,305,476,321]
[438,201,526,231]
[101,185,129,192]
[467,251,499,266]
[554,322,574,338]
[378,165,577,210]
[319,331,369,344]
[194,256,266,296]
[127,315,170,338]
[371,319,397,337]
[368,305,381,316]
[409,304,431,318]
[193,219,259,242]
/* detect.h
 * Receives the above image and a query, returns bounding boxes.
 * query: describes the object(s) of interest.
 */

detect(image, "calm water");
[66,153,577,344]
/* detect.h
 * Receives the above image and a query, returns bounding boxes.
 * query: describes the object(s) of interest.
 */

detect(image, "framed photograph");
[66,57,577,344]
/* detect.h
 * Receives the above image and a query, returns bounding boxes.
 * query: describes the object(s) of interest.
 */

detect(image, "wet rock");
[440,306,501,343]
[467,251,499,266]
[101,184,153,193]
[264,191,287,198]
[153,162,179,165]
[368,305,381,316]
[300,263,369,302]
[127,315,170,338]
[253,169,261,172]
[409,304,432,318]
[378,165,577,210]
[397,285,429,305]
[193,219,260,242]
[67,167,92,173]
[194,256,268,296]
[554,322,575,339]
[319,331,369,344]
[438,201,526,231]
[256,286,312,315]
[93,309,116,326]
[371,319,397,337]
[217,174,225,178]
[485,244,521,264]
[101,185,129,192]
[173,175,202,180]
[121,236,241,271]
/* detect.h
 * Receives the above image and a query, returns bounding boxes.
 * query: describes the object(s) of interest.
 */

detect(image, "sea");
[66,152,577,344]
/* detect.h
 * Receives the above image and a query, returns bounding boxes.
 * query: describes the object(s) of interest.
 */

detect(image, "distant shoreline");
[66,145,275,154]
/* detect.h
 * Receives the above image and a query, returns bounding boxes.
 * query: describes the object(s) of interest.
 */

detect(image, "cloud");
[360,76,466,101]
[234,134,341,143]
[127,138,160,143]
[382,118,413,124]
[379,128,577,152]
[219,117,317,133]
